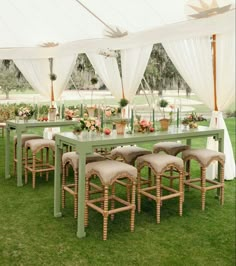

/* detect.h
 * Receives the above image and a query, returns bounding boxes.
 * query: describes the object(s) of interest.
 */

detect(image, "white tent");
[0,0,235,180]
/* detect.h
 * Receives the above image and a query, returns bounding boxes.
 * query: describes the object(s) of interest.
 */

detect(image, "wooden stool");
[62,151,106,218]
[110,146,152,201]
[14,134,43,176]
[182,149,225,210]
[153,142,189,187]
[136,154,184,224]
[25,139,55,188]
[85,160,137,240]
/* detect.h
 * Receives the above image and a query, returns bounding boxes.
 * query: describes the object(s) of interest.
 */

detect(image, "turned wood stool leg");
[103,186,109,241]
[179,171,183,217]
[62,163,66,209]
[74,168,78,218]
[156,175,161,224]
[201,167,206,211]
[137,169,142,213]
[130,182,136,232]
[84,178,89,227]
[220,166,225,205]
[32,153,36,189]
[25,147,28,184]
[111,183,115,221]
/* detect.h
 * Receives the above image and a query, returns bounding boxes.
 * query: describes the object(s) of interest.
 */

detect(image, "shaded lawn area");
[0,118,235,265]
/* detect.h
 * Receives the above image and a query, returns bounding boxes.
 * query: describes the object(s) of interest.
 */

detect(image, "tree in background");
[0,60,32,99]
[68,54,96,90]
[144,44,191,96]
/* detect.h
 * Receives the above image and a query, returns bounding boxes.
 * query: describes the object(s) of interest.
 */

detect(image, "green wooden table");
[53,125,224,239]
[5,119,77,186]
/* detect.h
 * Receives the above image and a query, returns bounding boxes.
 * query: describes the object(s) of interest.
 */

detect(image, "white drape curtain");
[14,54,77,101]
[86,54,123,100]
[121,45,153,100]
[163,35,235,180]
[163,37,214,108]
[87,45,152,102]
[206,32,235,180]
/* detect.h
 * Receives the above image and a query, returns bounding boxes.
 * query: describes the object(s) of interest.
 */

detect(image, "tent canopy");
[0,0,235,59]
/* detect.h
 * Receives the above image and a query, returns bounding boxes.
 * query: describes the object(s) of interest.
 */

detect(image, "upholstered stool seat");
[153,142,189,156]
[136,154,184,224]
[62,151,106,218]
[14,134,43,175]
[24,139,55,188]
[85,160,137,240]
[153,142,189,187]
[182,148,225,210]
[110,146,152,201]
[111,146,152,165]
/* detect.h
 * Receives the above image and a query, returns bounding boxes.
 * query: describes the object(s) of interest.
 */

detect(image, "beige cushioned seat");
[153,142,189,156]
[14,134,42,146]
[25,139,55,153]
[62,151,106,170]
[182,148,225,210]
[86,160,137,186]
[111,146,151,165]
[24,139,55,188]
[182,149,225,167]
[136,153,184,174]
[136,153,184,224]
[85,160,137,240]
[13,134,43,176]
[62,151,106,218]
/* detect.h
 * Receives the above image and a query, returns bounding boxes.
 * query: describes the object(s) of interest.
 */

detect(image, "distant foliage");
[226,110,236,118]
[0,60,33,99]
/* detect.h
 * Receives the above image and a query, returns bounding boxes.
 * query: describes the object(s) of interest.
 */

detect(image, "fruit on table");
[104,128,111,135]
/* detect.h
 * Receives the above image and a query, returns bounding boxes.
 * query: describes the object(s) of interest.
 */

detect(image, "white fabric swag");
[121,45,153,100]
[163,35,235,180]
[14,54,77,101]
[86,54,123,101]
[87,45,152,102]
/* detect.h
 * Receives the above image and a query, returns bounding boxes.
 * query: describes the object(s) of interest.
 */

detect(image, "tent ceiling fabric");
[0,0,235,59]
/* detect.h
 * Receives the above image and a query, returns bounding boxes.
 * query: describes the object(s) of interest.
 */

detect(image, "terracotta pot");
[115,121,127,135]
[87,107,95,117]
[159,118,169,131]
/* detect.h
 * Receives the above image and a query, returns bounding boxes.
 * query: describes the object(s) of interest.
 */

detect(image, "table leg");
[5,126,11,179]
[77,151,86,238]
[16,129,23,187]
[54,141,62,217]
[217,131,224,197]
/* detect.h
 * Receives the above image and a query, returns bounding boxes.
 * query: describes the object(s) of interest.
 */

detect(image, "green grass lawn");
[0,119,235,266]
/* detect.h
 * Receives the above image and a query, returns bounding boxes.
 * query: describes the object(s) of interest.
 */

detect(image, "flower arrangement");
[73,117,101,133]
[182,112,207,128]
[64,108,74,120]
[104,106,117,117]
[15,105,34,118]
[134,118,154,133]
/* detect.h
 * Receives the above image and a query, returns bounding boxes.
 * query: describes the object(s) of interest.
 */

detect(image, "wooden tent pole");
[212,34,218,111]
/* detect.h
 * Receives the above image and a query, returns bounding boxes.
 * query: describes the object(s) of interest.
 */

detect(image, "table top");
[6,119,77,128]
[55,125,224,147]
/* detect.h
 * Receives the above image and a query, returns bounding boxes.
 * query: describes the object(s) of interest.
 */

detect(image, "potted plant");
[159,99,169,130]
[89,76,98,109]
[115,98,129,134]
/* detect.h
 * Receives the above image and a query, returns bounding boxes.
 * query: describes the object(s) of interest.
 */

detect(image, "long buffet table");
[53,125,224,238]
[5,119,77,186]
